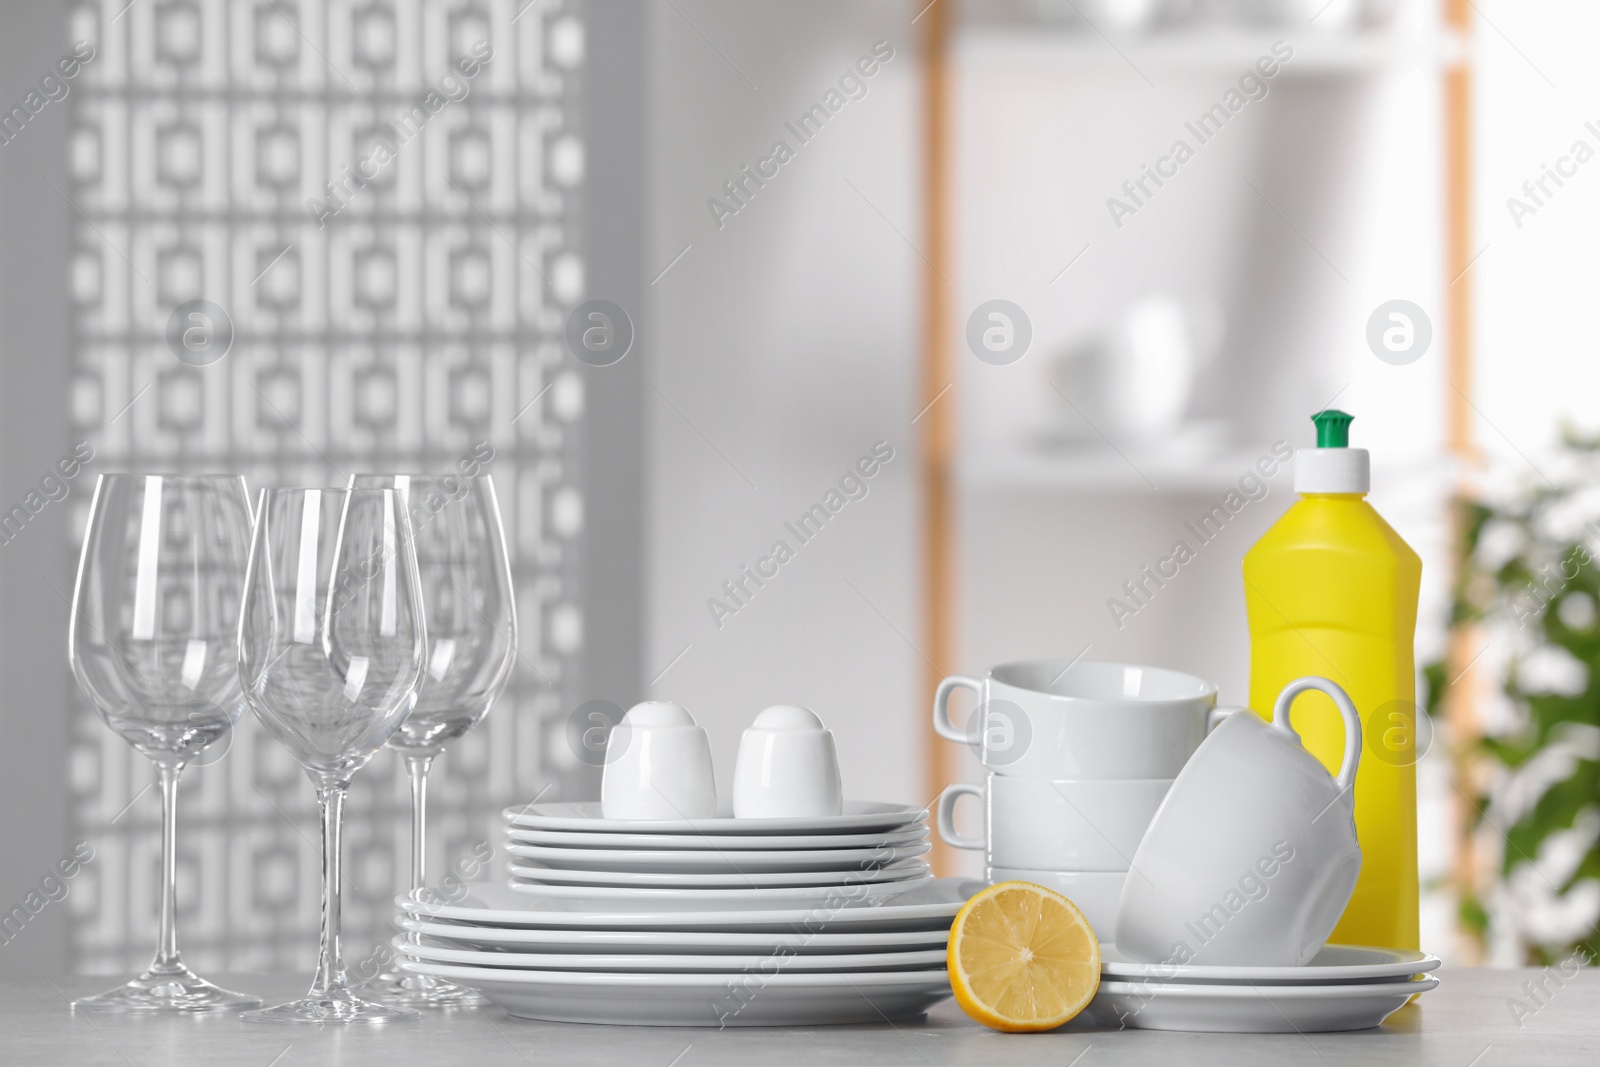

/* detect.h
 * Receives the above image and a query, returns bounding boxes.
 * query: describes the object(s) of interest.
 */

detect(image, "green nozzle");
[1312,409,1353,448]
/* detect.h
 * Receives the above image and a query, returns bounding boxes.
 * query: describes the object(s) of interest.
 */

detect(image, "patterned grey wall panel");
[65,0,586,974]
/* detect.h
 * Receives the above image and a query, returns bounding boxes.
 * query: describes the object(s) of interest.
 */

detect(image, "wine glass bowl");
[360,474,516,754]
[67,474,261,1013]
[239,487,427,1024]
[72,475,253,762]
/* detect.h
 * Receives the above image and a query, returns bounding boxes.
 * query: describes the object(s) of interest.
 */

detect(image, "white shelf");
[955,26,1463,75]
[959,444,1288,494]
[960,446,1461,496]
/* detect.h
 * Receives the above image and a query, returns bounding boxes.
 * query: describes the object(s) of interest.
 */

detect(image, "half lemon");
[947,880,1101,1032]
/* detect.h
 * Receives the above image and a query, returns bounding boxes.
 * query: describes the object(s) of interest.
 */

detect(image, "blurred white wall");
[643,2,926,807]
[1473,1,1600,455]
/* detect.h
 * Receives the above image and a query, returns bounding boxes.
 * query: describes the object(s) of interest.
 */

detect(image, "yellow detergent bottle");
[1243,410,1421,951]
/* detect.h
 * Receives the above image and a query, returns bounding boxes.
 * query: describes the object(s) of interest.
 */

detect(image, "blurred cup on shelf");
[1077,0,1162,32]
[600,701,717,820]
[1048,293,1225,447]
[732,705,844,819]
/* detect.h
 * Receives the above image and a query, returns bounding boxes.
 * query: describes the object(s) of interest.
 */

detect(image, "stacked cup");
[933,660,1231,937]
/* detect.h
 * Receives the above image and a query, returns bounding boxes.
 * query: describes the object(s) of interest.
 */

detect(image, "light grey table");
[1,970,1592,1065]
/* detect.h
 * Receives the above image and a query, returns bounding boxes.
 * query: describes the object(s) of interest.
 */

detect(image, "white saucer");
[503,800,925,836]
[396,959,953,1026]
[506,859,930,889]
[395,936,948,973]
[505,826,930,851]
[396,915,950,954]
[506,872,935,911]
[505,841,932,873]
[1087,975,1439,1033]
[1100,943,1442,985]
[399,878,975,930]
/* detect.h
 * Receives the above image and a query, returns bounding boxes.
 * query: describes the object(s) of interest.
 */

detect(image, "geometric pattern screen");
[64,0,587,973]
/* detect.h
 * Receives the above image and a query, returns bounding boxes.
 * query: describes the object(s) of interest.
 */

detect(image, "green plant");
[1428,434,1600,965]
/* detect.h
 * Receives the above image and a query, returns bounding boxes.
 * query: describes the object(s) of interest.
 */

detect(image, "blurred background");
[0,0,1595,979]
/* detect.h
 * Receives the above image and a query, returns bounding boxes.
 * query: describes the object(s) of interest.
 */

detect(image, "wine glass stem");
[310,781,350,1001]
[152,762,185,974]
[405,754,435,892]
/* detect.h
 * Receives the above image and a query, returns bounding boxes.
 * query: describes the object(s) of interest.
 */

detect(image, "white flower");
[1477,519,1528,570]
[1558,592,1597,631]
[1516,645,1589,697]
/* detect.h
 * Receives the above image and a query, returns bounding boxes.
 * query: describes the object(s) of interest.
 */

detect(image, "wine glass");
[238,487,427,1024]
[68,474,263,1013]
[349,474,516,1007]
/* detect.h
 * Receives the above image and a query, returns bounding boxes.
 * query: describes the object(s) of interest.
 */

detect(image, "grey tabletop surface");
[0,969,1592,1066]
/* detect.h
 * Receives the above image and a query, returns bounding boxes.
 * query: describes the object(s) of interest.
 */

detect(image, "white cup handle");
[932,675,983,743]
[1270,676,1362,796]
[1207,705,1246,733]
[935,783,985,850]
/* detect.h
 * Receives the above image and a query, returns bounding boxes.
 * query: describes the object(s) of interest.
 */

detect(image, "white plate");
[503,800,925,836]
[505,826,930,851]
[395,936,948,973]
[505,841,932,873]
[1100,943,1442,985]
[1087,975,1439,1033]
[396,915,950,954]
[396,959,953,1026]
[399,878,976,930]
[506,859,930,889]
[506,872,935,911]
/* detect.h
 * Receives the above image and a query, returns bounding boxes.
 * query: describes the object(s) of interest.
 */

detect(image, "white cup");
[732,705,844,819]
[600,701,717,820]
[937,775,1173,872]
[989,868,1126,940]
[933,660,1231,779]
[1115,677,1363,967]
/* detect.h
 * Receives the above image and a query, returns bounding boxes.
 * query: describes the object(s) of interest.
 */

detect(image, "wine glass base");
[356,970,488,1008]
[242,989,420,1024]
[72,966,263,1014]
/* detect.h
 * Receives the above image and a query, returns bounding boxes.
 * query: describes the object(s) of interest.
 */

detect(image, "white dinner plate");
[505,841,932,873]
[399,878,976,930]
[1086,975,1439,1033]
[506,872,935,911]
[395,915,950,954]
[506,859,930,889]
[504,826,930,851]
[1100,943,1442,985]
[394,936,949,973]
[396,959,953,1026]
[503,800,926,836]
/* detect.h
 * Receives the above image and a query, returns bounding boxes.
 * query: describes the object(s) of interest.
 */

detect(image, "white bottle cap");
[1294,447,1370,494]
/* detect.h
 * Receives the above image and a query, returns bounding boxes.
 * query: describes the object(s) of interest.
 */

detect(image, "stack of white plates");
[1087,944,1443,1033]
[390,801,963,1025]
[392,879,976,1026]
[500,800,934,911]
